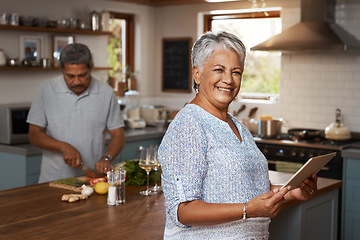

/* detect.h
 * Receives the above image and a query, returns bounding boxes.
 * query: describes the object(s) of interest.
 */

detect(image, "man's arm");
[95,127,125,174]
[29,124,82,168]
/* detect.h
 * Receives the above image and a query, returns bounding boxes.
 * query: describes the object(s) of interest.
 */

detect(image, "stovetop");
[254,134,360,151]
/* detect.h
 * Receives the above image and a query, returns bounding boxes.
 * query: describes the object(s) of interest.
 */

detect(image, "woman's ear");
[192,66,200,85]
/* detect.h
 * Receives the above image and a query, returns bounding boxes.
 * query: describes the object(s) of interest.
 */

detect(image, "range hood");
[251,0,360,52]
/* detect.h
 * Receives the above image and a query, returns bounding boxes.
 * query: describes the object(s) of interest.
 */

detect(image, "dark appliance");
[254,136,353,180]
[0,103,31,144]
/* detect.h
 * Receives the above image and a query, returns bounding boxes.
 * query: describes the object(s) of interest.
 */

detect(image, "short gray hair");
[59,43,93,69]
[191,31,246,91]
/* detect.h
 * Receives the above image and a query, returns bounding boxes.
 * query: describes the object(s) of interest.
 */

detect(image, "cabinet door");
[342,158,360,240]
[26,155,42,185]
[299,190,338,240]
[343,210,360,240]
[0,152,27,190]
[269,189,339,240]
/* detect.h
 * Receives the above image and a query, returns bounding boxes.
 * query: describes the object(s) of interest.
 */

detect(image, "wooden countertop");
[0,171,342,239]
[0,184,166,239]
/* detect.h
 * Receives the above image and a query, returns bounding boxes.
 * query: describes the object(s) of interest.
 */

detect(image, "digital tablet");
[280,152,337,190]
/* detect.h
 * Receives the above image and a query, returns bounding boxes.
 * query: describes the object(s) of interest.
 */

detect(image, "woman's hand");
[285,173,318,201]
[246,186,290,219]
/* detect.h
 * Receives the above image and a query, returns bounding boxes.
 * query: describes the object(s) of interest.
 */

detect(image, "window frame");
[109,12,135,73]
[203,10,280,33]
[203,10,281,101]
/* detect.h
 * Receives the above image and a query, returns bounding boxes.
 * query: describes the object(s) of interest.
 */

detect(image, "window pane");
[108,19,126,79]
[212,17,281,96]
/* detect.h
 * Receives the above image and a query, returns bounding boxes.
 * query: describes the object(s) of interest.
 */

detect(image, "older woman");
[158,31,317,239]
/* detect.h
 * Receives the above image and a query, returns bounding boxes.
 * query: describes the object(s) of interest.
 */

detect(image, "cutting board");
[49,176,88,192]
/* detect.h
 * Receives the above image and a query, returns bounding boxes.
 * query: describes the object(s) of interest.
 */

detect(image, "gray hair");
[191,31,246,91]
[59,43,93,69]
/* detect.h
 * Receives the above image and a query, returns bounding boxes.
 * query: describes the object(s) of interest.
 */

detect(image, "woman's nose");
[222,71,233,84]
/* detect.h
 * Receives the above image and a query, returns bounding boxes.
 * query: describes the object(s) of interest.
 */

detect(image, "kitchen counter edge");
[341,147,360,159]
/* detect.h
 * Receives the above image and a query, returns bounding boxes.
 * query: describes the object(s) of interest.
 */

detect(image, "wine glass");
[152,144,162,192]
[139,147,157,196]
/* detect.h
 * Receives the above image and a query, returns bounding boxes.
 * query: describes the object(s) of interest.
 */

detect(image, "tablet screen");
[279,152,337,190]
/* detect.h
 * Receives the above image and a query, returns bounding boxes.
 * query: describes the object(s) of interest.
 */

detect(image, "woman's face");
[193,48,243,111]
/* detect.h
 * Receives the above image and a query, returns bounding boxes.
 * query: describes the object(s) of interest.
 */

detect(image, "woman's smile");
[216,86,233,92]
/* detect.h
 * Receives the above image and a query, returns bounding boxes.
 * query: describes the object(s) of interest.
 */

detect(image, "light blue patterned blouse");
[158,104,271,240]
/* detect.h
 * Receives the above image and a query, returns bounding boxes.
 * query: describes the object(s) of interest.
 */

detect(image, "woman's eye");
[214,69,223,72]
[233,71,242,76]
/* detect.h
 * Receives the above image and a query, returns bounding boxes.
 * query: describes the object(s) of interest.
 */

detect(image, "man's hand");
[61,142,82,168]
[29,124,82,168]
[95,158,112,174]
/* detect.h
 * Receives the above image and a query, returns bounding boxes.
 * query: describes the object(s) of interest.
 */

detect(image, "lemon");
[94,182,108,194]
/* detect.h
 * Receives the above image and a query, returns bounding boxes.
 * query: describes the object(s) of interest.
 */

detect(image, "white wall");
[1,0,359,133]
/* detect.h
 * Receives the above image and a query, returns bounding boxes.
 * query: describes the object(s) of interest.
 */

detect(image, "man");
[27,43,125,183]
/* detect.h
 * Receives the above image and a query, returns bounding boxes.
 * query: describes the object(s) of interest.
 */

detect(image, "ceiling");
[107,0,242,6]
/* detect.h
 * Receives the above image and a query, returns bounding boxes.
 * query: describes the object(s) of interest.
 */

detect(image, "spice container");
[116,168,126,204]
[107,170,117,206]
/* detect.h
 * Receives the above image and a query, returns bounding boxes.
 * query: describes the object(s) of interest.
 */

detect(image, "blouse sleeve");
[158,111,208,228]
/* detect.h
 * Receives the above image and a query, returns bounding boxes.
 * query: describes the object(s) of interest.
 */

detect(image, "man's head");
[59,43,93,69]
[60,43,93,95]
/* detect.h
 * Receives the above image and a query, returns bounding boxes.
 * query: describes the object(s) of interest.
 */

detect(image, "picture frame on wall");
[19,36,44,63]
[51,35,75,67]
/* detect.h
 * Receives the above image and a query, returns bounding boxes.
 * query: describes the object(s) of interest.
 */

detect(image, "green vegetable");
[54,177,89,187]
[123,159,162,186]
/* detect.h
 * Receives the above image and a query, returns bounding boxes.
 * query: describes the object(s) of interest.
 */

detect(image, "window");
[108,12,135,95]
[204,9,281,101]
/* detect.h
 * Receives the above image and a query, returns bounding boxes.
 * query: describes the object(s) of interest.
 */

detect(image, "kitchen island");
[0,171,342,239]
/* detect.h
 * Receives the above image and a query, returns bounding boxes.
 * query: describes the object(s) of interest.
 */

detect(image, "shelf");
[0,25,113,35]
[0,66,111,71]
